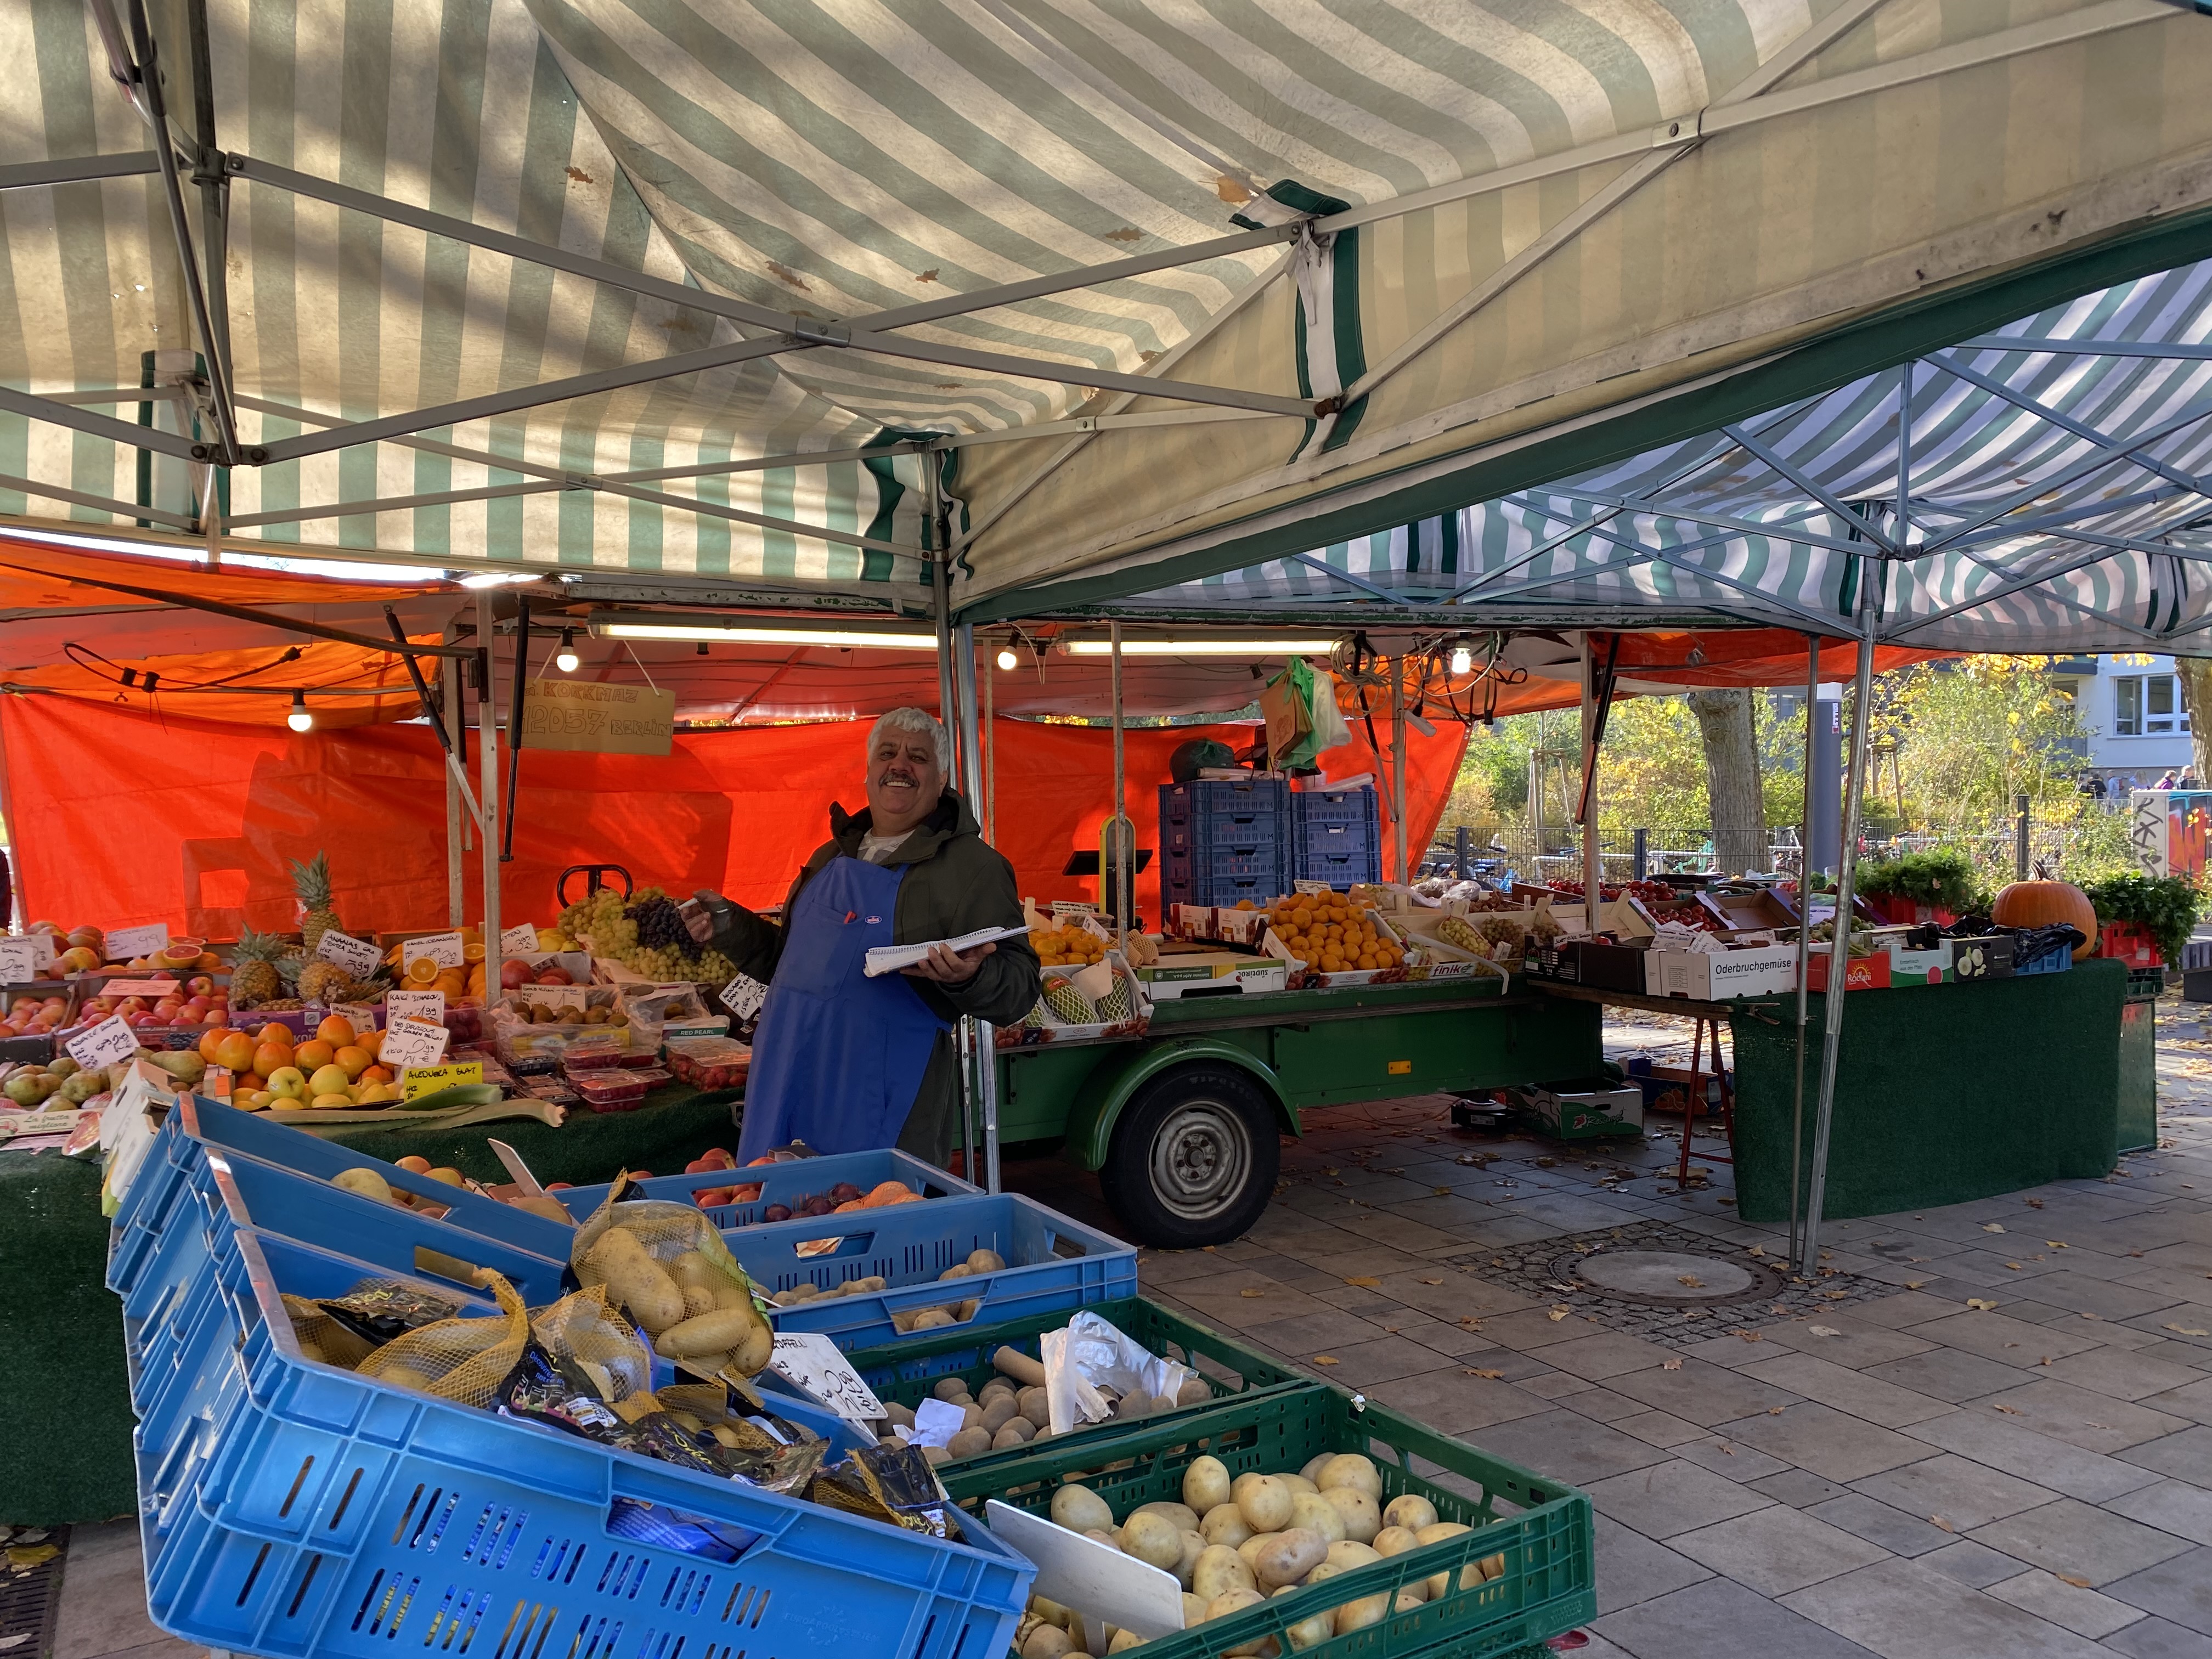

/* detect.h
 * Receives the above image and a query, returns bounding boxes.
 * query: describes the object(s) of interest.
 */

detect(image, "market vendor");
[687,708,1040,1167]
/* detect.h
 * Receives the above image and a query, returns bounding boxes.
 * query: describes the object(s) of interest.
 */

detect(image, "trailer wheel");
[1099,1065,1280,1248]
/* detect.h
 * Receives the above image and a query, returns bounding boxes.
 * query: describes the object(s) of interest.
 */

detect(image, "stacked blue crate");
[1291,784,1383,888]
[1158,775,1290,909]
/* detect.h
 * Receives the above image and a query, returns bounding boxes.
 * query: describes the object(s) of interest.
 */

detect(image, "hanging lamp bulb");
[286,691,314,732]
[555,628,580,673]
[996,647,1018,671]
[1449,644,1472,676]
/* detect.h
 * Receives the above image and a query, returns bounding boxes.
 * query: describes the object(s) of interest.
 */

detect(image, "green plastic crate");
[837,1295,1312,1479]
[954,1385,1594,1659]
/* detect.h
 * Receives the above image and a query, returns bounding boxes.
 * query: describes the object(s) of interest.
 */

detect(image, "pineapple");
[230,929,284,1007]
[290,851,340,953]
[297,959,352,1005]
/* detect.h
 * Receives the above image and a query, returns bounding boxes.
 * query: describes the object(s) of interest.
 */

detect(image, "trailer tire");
[1099,1065,1280,1248]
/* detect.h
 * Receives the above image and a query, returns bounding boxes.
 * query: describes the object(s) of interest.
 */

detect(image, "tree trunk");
[2174,657,2212,782]
[1688,688,1767,873]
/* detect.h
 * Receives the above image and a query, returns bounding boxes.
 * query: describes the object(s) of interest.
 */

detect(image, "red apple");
[500,960,532,990]
[535,967,573,986]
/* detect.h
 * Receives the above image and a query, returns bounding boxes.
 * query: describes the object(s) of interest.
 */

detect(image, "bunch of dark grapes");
[625,895,696,956]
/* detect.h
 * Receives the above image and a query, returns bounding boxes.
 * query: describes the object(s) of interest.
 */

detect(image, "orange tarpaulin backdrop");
[0,696,1465,937]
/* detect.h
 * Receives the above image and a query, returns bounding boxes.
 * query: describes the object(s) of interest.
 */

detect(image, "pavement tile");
[1593,1575,1884,1659]
[1735,1351,1955,1428]
[2120,1427,2212,1486]
[1538,1331,1681,1381]
[1850,1291,1979,1329]
[1360,1365,1551,1435]
[1715,1402,1929,1483]
[1373,1266,1538,1321]
[1667,1504,1892,1596]
[1464,1410,1673,1488]
[1591,1514,1714,1616]
[1901,1310,2104,1367]
[1806,1493,1976,1558]
[1899,1409,2164,1502]
[1919,1538,2030,1588]
[1863,1346,2041,1403]
[1967,1498,2195,1587]
[2104,1480,2212,1545]
[1746,1316,1939,1370]
[1288,1335,1453,1386]
[2105,1617,2212,1659]
[1987,1272,2183,1322]
[1603,1357,1800,1426]
[1985,1567,2149,1639]
[1470,1306,1612,1350]
[1746,1469,1854,1506]
[1848,1452,2059,1531]
[2104,1547,2212,1637]
[1611,1408,1709,1449]
[1581,1459,1775,1539]
[1521,1369,1601,1400]
[53,1522,199,1659]
[2041,1347,2207,1403]
[1779,1555,2116,1659]
[1974,1378,2191,1454]
[1666,1434,1792,1482]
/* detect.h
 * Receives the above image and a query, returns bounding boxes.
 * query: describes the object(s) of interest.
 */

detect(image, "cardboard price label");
[499,922,539,955]
[386,989,445,1026]
[719,973,769,1023]
[106,922,171,958]
[0,938,50,982]
[399,1060,483,1100]
[65,1014,138,1071]
[314,929,383,980]
[407,931,467,969]
[379,1015,451,1069]
[101,978,180,998]
[768,1331,886,1429]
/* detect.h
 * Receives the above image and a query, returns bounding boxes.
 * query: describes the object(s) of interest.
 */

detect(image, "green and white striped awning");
[4,0,2211,634]
[1111,256,2212,652]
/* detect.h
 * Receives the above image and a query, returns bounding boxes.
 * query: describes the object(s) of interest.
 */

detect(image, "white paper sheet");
[862,924,1030,978]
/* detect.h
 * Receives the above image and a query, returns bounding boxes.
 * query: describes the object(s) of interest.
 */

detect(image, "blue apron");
[736,854,951,1160]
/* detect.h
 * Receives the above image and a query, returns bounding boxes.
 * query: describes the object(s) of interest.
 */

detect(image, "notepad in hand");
[862,924,1030,977]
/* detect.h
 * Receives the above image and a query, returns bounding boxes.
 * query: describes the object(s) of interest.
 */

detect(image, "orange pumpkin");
[1990,877,2098,958]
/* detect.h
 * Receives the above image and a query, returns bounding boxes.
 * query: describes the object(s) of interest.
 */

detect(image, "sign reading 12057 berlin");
[521,680,676,757]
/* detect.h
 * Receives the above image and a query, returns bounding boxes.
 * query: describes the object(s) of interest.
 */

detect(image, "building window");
[2114,673,2189,736]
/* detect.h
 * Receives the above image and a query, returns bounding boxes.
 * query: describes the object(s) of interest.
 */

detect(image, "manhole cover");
[1569,1249,1767,1302]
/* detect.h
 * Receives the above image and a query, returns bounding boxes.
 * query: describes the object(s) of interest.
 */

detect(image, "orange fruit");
[334,1045,372,1080]
[463,939,486,963]
[252,1040,293,1077]
[295,1039,336,1071]
[214,1030,255,1071]
[316,1014,356,1047]
[198,1027,232,1063]
[395,1155,431,1174]
[363,1063,395,1085]
[405,957,438,985]
[239,1071,266,1093]
[256,1022,294,1047]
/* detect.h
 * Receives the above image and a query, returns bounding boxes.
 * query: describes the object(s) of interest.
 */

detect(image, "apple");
[187,976,214,996]
[500,960,532,990]
[535,967,574,986]
[307,1063,352,1097]
[265,1066,307,1100]
[395,1155,432,1175]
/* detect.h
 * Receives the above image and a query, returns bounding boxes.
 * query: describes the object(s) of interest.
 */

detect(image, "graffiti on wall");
[2128,791,2212,879]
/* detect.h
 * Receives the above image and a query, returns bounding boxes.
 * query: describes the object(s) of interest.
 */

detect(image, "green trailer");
[989,977,1600,1248]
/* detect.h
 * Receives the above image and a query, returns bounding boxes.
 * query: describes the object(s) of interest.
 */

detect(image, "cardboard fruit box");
[1002,952,1154,1041]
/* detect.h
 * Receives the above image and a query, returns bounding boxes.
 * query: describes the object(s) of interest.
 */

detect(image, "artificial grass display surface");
[1730,958,2125,1224]
[7,1085,742,1523]
[0,1151,132,1525]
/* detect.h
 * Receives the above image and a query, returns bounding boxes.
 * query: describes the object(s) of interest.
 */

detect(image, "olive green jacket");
[698,788,1039,1166]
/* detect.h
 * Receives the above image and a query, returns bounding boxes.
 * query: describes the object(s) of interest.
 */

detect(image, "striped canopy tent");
[4,0,2211,632]
[1102,257,2212,651]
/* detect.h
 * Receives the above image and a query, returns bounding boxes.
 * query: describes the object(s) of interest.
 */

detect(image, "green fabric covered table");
[1730,959,2125,1224]
[0,1150,135,1525]
[3,1085,742,1525]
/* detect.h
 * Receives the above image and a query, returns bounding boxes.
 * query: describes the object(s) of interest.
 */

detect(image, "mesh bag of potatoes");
[571,1187,776,1379]
[354,1271,531,1407]
[530,1284,655,1407]
[1011,1451,1506,1656]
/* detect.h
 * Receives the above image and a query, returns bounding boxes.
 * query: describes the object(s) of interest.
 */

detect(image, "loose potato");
[1300,1451,1334,1485]
[1393,1589,1427,1613]
[1120,1511,1184,1571]
[1416,1522,1476,1598]
[1236,1475,1293,1533]
[1176,1376,1212,1407]
[1134,1501,1199,1536]
[921,1444,950,1465]
[1278,1474,1319,1499]
[946,1427,993,1458]
[652,1307,761,1359]
[993,1346,1048,1386]
[967,1248,1006,1273]
[938,1263,974,1280]
[1181,1593,1211,1629]
[991,1423,1032,1450]
[1201,1503,1254,1548]
[1173,1530,1206,1589]
[1084,1530,1121,1551]
[1019,1385,1052,1427]
[1381,1494,1437,1533]
[1373,1525,1420,1558]
[1334,1592,1392,1635]
[586,1227,685,1335]
[1183,1453,1232,1514]
[333,1167,394,1205]
[1300,1561,1343,1590]
[1201,1589,1266,1656]
[1324,1486,1381,1544]
[932,1376,971,1402]
[912,1309,957,1330]
[1020,1626,1074,1659]
[883,1400,917,1429]
[1277,1584,1335,1652]
[1107,1632,1146,1654]
[981,1397,1018,1434]
[1316,1454,1381,1501]
[1324,1541,1380,1573]
[1051,1484,1114,1533]
[1191,1544,1255,1602]
[1288,1492,1345,1545]
[1251,1527,1327,1590]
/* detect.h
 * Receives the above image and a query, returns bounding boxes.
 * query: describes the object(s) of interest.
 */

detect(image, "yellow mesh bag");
[571,1184,774,1379]
[355,1272,529,1407]
[531,1285,653,1405]
[279,1294,375,1369]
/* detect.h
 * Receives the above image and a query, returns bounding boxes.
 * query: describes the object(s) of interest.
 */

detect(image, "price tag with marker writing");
[314,929,383,979]
[719,974,769,1023]
[65,1015,138,1071]
[386,989,445,1026]
[768,1331,886,1429]
[408,931,467,969]
[106,923,170,959]
[0,939,49,983]
[379,1016,451,1070]
[499,922,539,955]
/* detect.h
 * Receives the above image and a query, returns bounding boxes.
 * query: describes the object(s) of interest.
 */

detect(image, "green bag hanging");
[1263,656,1321,769]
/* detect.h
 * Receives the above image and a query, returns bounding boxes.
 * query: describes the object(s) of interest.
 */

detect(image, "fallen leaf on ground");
[1737,1331,1763,1343]
[1747,1245,1767,1256]
[1458,1317,1484,1330]
[2026,1198,2044,1208]
[1767,1406,1786,1415]
[1344,1276,1382,1289]
[3,1545,55,1570]
[1313,1355,1339,1365]
[2166,1324,2211,1336]
[1419,1278,1443,1285]
[1465,1369,1505,1380]
[2005,1263,2023,1271]
[1993,1403,2021,1414]
[1931,1516,1956,1533]
[1905,1280,1927,1290]
[2046,1241,2069,1249]
[2056,1574,2094,1589]
[0,1634,31,1650]
[1983,1223,2006,1233]
[1661,1359,1683,1371]
[1547,1306,1571,1322]
[1808,1325,1842,1338]
[1677,1275,1705,1288]
[1967,1299,2000,1311]
[1239,1288,1265,1298]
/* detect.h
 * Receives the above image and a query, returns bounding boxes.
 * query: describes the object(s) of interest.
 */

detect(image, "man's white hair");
[867,707,950,772]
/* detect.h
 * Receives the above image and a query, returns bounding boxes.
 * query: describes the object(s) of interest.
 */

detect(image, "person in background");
[2155,770,2179,789]
[685,708,1040,1168]
[2182,771,2201,791]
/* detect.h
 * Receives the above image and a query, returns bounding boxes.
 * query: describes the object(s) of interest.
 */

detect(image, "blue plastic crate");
[131,1228,1031,1659]
[1158,775,1290,831]
[554,1149,976,1229]
[2015,938,2075,975]
[1290,787,1383,888]
[728,1192,1137,1351]
[1162,866,1279,910]
[1290,785,1379,831]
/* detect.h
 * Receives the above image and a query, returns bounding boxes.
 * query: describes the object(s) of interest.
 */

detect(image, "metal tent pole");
[983,641,997,843]
[1390,662,1409,882]
[1110,621,1129,938]
[1581,636,1601,912]
[927,475,974,1188]
[1788,633,1820,1269]
[444,654,465,926]
[1801,596,1878,1276]
[476,592,501,988]
[954,621,1002,1195]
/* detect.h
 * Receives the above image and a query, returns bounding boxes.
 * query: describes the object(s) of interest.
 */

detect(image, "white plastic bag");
[1040,1311,1195,1436]
[1308,667,1353,753]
